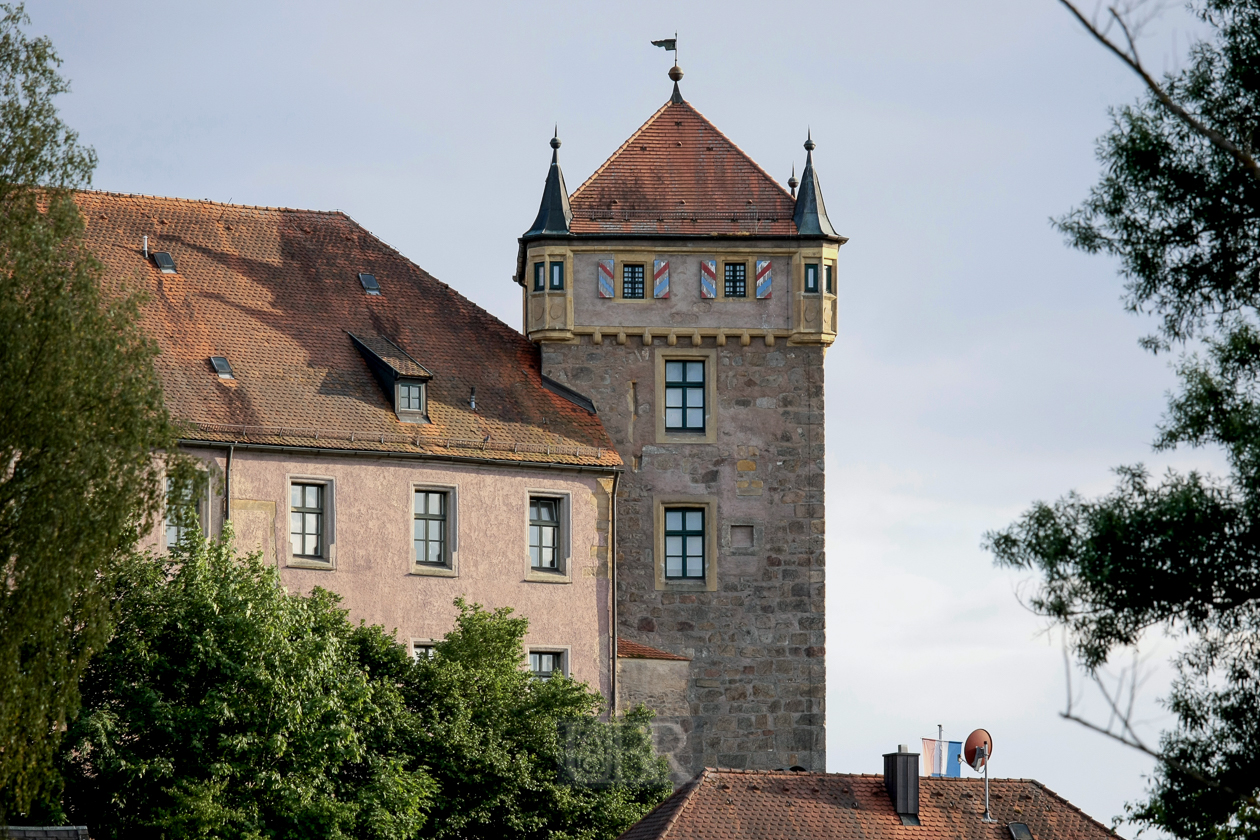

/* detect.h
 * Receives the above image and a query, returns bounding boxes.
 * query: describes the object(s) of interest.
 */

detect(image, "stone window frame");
[654,493,718,592]
[726,521,762,554]
[285,474,337,570]
[523,489,572,583]
[654,346,718,444]
[527,645,571,679]
[613,252,656,303]
[410,482,459,577]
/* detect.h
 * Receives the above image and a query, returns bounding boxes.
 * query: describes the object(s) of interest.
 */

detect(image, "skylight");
[358,273,380,295]
[209,356,234,379]
[153,251,177,274]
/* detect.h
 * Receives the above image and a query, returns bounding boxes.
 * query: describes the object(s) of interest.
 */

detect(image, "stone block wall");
[542,335,826,778]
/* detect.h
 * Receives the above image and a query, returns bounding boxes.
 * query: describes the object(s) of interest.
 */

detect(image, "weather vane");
[651,33,678,66]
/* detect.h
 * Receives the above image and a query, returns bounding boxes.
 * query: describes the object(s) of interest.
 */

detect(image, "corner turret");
[524,129,572,238]
[792,131,836,237]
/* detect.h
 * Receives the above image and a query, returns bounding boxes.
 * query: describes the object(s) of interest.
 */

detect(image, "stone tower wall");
[541,335,826,778]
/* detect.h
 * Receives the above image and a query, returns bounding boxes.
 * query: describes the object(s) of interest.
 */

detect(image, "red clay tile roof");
[568,98,797,236]
[618,638,690,661]
[77,191,619,468]
[618,769,1116,840]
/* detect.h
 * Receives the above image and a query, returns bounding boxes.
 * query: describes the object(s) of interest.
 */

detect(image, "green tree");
[58,532,435,840]
[0,3,188,817]
[390,600,672,840]
[986,2,1260,838]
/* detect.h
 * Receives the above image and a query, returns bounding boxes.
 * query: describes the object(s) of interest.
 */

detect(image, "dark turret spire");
[525,127,572,237]
[792,129,836,236]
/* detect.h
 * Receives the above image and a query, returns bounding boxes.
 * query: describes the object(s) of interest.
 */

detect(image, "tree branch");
[1059,0,1260,182]
[1061,669,1260,809]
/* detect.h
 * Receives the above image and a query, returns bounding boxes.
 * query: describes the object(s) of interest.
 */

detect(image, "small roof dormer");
[523,129,572,239]
[348,332,433,424]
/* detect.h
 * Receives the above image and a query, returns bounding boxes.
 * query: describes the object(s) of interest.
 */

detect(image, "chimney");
[884,744,920,826]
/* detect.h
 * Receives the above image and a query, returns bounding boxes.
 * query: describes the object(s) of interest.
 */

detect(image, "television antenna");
[964,729,996,823]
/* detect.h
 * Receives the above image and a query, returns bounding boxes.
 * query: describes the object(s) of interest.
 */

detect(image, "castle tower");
[516,67,842,777]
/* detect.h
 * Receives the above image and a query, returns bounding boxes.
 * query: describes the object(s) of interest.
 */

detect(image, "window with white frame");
[399,381,424,412]
[290,483,326,559]
[665,360,705,433]
[529,650,564,680]
[412,642,435,660]
[664,507,706,579]
[414,490,448,565]
[529,497,561,570]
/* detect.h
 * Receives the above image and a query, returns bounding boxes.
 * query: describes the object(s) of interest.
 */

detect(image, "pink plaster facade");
[157,446,615,697]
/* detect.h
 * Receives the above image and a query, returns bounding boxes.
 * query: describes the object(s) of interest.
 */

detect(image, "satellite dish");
[964,729,993,771]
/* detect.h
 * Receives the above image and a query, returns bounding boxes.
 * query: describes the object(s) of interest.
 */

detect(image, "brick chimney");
[884,744,921,826]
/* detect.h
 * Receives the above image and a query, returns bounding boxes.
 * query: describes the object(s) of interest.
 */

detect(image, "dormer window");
[209,356,234,379]
[358,273,381,295]
[398,380,425,414]
[153,251,176,274]
[347,332,433,425]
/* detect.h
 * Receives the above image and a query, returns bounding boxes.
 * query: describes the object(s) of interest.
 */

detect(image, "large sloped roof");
[619,769,1116,840]
[77,191,620,468]
[567,98,797,236]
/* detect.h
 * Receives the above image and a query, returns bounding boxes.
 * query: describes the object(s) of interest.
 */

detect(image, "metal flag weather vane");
[652,33,678,64]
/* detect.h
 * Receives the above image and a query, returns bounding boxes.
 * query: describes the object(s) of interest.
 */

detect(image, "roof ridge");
[338,215,538,356]
[77,188,348,216]
[1027,779,1119,835]
[570,98,672,201]
[657,769,711,840]
[568,98,796,207]
[680,100,796,205]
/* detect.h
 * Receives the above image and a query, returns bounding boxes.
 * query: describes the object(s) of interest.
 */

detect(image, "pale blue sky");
[32,1,1225,833]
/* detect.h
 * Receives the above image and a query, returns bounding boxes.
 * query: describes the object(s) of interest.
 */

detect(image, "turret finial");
[788,164,798,199]
[551,126,561,150]
[804,129,815,152]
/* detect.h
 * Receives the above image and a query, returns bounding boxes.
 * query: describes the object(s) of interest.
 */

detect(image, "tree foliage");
[48,535,667,840]
[0,2,187,816]
[55,533,435,840]
[986,2,1260,837]
[393,600,672,840]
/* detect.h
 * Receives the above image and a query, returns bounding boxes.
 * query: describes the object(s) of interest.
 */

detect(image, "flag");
[651,38,677,51]
[921,738,963,777]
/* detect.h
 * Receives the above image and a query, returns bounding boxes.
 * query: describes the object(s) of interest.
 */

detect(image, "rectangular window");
[724,263,746,297]
[825,264,833,293]
[290,483,325,558]
[622,264,645,299]
[414,490,447,565]
[529,497,560,569]
[664,360,705,432]
[664,507,705,579]
[412,643,435,660]
[399,382,424,412]
[529,651,564,680]
[533,262,545,291]
[549,261,565,290]
[805,263,820,293]
[165,477,195,548]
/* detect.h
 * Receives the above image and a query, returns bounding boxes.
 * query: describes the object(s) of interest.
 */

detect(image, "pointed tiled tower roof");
[524,129,572,238]
[792,131,836,237]
[567,94,798,236]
